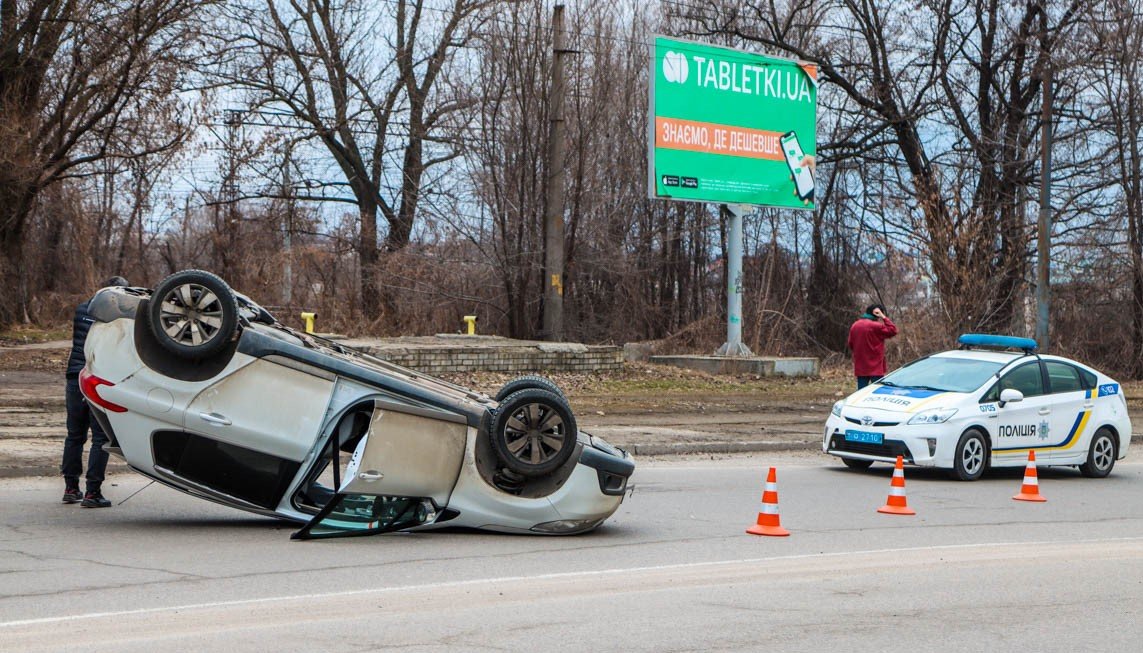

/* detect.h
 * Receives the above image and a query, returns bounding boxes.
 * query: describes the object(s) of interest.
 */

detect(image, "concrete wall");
[355,343,624,375]
[649,355,820,377]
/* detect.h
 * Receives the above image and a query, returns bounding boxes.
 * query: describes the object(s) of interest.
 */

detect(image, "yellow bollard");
[301,312,316,334]
[462,315,477,335]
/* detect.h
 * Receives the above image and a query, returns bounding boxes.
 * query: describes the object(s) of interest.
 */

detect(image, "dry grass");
[439,362,854,403]
[0,325,70,346]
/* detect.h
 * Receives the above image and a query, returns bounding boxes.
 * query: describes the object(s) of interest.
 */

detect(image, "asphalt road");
[2,447,1142,652]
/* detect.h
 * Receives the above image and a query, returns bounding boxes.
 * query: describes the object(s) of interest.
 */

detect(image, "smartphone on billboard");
[780,131,815,202]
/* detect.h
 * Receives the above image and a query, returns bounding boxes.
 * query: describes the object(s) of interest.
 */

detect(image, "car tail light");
[79,369,127,413]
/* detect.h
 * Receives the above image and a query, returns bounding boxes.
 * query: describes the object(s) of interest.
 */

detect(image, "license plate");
[844,429,883,445]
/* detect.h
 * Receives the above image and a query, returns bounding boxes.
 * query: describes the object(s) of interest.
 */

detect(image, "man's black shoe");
[81,492,111,508]
[62,487,83,504]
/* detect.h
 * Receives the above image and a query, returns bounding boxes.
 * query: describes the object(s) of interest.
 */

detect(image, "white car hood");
[844,385,962,415]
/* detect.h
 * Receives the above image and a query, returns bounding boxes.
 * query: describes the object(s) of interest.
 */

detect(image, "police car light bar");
[957,333,1038,353]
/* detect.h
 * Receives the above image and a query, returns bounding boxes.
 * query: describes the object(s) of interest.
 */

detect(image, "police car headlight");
[831,401,844,417]
[908,408,958,425]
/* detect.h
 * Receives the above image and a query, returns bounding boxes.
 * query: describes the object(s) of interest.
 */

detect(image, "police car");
[824,334,1131,480]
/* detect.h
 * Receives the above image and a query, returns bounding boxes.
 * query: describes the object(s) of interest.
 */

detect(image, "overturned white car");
[79,270,633,539]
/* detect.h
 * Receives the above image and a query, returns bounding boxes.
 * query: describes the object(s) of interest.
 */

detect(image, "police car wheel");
[841,458,873,470]
[1079,428,1117,478]
[951,429,988,481]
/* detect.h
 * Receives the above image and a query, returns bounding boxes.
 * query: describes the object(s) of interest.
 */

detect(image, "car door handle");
[358,470,384,482]
[1038,408,1051,415]
[199,412,232,426]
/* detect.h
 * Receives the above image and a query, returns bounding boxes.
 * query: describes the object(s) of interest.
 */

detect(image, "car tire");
[951,429,988,481]
[148,270,239,360]
[841,458,874,470]
[494,375,565,402]
[1079,427,1117,478]
[491,388,578,478]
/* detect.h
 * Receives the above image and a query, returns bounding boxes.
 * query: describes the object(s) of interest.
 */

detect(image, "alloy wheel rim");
[1094,436,1114,470]
[962,438,983,474]
[158,282,225,347]
[504,402,566,466]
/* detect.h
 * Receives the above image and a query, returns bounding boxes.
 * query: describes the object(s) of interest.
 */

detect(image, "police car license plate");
[844,429,883,445]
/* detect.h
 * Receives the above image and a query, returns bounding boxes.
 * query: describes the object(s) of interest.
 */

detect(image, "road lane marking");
[3,536,1142,628]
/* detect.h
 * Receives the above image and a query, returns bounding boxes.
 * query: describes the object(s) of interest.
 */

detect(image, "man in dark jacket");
[61,276,129,507]
[847,304,898,390]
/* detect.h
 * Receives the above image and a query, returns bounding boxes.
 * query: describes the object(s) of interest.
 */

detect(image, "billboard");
[648,36,818,210]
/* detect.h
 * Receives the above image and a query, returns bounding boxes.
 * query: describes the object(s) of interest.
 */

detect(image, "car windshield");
[877,356,1007,393]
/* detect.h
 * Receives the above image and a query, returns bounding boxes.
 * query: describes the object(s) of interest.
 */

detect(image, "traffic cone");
[746,467,790,537]
[877,455,916,515]
[1013,450,1047,502]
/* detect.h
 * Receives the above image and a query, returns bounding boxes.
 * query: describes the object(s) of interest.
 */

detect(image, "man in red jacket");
[847,304,898,389]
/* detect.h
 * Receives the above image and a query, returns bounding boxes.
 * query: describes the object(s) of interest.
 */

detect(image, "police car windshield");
[877,357,1005,393]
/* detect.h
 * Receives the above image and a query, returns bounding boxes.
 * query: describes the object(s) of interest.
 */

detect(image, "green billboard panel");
[648,36,818,210]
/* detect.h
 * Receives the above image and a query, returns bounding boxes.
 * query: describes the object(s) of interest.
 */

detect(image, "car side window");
[1044,361,1083,394]
[1079,368,1097,388]
[987,362,1044,400]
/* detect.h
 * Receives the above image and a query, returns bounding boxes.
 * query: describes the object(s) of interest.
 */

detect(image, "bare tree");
[1083,0,1143,373]
[463,1,548,337]
[0,0,202,325]
[673,0,1085,335]
[218,0,495,321]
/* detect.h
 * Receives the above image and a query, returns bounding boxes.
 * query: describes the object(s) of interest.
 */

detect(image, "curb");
[0,462,130,480]
[0,465,61,479]
[629,440,819,456]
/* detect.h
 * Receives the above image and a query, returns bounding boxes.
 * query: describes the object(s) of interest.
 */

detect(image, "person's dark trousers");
[61,376,109,493]
[856,376,881,390]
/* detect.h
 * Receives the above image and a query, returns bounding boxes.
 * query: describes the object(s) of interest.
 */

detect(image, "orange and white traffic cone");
[877,455,916,515]
[746,467,790,537]
[1013,450,1047,502]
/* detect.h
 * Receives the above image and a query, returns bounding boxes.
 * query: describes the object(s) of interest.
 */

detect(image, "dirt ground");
[3,341,1141,478]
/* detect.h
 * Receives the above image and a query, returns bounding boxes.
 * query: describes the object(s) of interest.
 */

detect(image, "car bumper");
[822,414,946,467]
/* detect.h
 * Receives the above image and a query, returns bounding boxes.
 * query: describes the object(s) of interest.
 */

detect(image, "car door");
[293,399,469,539]
[987,361,1050,459]
[1041,361,1095,463]
[162,359,335,510]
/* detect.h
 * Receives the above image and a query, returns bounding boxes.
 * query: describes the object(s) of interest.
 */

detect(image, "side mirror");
[999,388,1024,407]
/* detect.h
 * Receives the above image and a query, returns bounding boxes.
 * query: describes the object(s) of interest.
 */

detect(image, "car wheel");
[1079,427,1117,478]
[841,458,874,470]
[494,375,565,402]
[951,429,988,481]
[491,388,578,478]
[148,270,239,360]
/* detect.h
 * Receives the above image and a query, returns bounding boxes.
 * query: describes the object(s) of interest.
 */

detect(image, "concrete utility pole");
[281,142,294,307]
[542,4,567,341]
[716,204,755,357]
[1036,64,1052,351]
[223,109,241,218]
[222,110,243,282]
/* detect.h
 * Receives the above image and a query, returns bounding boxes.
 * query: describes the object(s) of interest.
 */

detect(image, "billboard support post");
[716,203,754,357]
